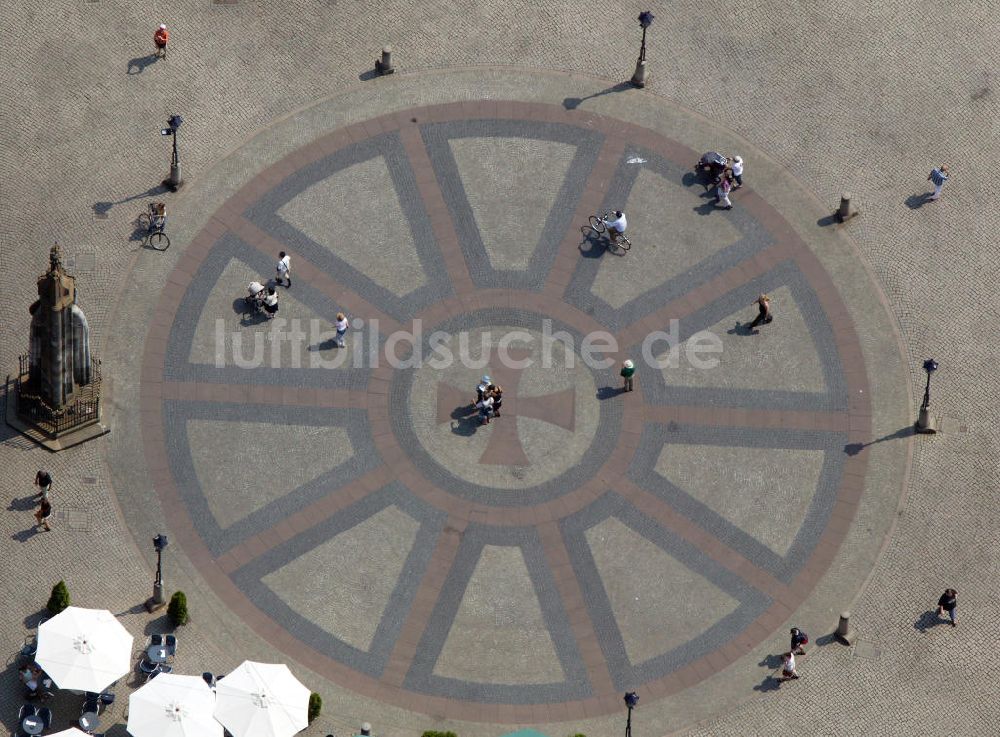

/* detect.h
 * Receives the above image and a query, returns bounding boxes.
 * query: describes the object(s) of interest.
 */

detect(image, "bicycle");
[136,202,170,250]
[587,212,631,252]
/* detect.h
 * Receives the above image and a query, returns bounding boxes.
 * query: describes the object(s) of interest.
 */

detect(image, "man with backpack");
[790,627,809,655]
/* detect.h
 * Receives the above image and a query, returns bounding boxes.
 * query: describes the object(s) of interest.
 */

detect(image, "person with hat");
[620,359,636,392]
[476,375,491,403]
[154,24,170,59]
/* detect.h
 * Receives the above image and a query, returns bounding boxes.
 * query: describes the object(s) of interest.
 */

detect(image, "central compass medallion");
[392,315,611,502]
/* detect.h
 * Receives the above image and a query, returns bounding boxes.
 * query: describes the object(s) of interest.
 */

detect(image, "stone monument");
[6,244,109,450]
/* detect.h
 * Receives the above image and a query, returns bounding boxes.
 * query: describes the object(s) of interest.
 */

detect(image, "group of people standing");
[473,376,504,425]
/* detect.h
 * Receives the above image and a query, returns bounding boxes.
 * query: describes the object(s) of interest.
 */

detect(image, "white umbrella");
[128,673,221,737]
[36,607,133,692]
[48,730,91,737]
[214,662,309,737]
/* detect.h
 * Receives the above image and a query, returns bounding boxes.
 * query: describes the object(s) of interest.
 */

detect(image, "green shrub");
[47,581,70,614]
[569,733,588,737]
[308,692,322,723]
[167,591,189,626]
[421,732,457,737]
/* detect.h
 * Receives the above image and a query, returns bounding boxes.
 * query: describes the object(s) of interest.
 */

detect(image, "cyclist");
[150,202,167,232]
[603,210,628,245]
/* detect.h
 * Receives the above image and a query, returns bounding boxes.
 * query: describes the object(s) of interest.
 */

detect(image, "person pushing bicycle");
[603,210,628,244]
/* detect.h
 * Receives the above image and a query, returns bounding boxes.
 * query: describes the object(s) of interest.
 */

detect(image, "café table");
[22,714,43,736]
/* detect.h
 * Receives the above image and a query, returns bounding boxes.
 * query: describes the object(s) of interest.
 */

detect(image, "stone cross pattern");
[436,347,576,466]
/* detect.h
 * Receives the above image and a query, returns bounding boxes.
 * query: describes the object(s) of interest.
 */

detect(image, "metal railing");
[15,355,102,438]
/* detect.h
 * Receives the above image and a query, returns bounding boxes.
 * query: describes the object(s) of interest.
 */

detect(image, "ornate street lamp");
[916,358,939,433]
[624,691,639,737]
[630,11,655,88]
[160,114,184,191]
[145,533,170,612]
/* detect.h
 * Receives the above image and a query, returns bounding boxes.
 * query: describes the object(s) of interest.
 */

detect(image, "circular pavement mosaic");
[140,100,875,720]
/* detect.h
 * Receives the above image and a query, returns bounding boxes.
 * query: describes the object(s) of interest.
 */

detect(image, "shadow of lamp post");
[630,11,655,88]
[916,358,938,434]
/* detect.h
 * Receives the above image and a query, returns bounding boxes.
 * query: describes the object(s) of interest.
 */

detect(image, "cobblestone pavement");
[1,2,998,737]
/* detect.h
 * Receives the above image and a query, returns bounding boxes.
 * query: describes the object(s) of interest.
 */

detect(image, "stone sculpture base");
[5,375,109,451]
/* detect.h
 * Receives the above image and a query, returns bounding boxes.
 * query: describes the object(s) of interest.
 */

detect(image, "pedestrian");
[779,651,799,681]
[936,588,958,627]
[153,24,169,59]
[715,175,733,210]
[476,394,494,425]
[34,470,52,500]
[276,251,291,287]
[927,165,949,201]
[334,312,349,347]
[749,293,772,330]
[790,627,808,655]
[34,497,53,531]
[620,359,635,392]
[262,287,279,318]
[487,384,503,417]
[475,375,491,404]
[731,156,744,188]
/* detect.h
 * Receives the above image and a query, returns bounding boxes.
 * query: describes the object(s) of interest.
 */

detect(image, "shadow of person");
[11,528,39,543]
[906,192,933,210]
[450,403,477,421]
[596,386,624,400]
[578,229,610,259]
[127,54,159,75]
[914,609,944,633]
[693,201,718,217]
[757,652,784,669]
[752,673,784,692]
[726,321,756,337]
[307,338,339,352]
[8,496,38,512]
[450,414,481,437]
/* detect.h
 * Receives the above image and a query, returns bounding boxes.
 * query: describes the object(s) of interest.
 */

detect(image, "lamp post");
[160,114,184,191]
[145,533,169,612]
[624,691,639,737]
[630,11,655,88]
[916,358,939,433]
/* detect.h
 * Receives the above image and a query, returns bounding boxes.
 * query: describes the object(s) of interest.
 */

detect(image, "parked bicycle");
[587,211,631,253]
[136,202,170,250]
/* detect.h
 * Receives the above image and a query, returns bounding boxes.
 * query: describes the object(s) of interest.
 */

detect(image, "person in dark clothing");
[749,293,772,330]
[790,627,808,655]
[34,470,52,500]
[487,384,503,418]
[34,498,53,531]
[936,588,957,626]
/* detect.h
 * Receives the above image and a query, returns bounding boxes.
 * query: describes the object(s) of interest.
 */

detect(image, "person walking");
[620,359,635,392]
[276,251,291,287]
[334,312,349,348]
[34,497,53,532]
[790,627,808,655]
[153,24,170,59]
[476,394,494,425]
[749,293,772,330]
[34,470,52,501]
[779,651,799,681]
[731,156,744,188]
[927,165,949,201]
[476,375,491,404]
[936,588,958,626]
[487,384,503,417]
[715,175,733,210]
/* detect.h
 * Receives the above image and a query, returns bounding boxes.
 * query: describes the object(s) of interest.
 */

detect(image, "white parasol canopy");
[127,673,222,737]
[36,607,133,692]
[48,730,91,737]
[213,661,309,737]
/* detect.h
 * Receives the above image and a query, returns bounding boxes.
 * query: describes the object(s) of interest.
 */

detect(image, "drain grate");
[53,509,92,531]
[852,640,882,659]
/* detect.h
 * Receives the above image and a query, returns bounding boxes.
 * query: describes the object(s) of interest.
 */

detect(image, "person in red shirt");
[154,24,169,58]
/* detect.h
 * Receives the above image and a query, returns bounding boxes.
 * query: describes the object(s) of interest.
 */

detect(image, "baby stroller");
[695,151,729,189]
[244,281,266,318]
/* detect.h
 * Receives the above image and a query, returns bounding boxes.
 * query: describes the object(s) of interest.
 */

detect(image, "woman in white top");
[263,287,279,317]
[334,312,349,347]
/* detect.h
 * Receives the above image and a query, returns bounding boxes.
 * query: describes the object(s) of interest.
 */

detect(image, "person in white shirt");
[604,210,627,238]
[334,312,349,347]
[276,251,291,288]
[263,287,279,317]
[731,156,744,188]
[779,651,800,681]
[476,394,494,425]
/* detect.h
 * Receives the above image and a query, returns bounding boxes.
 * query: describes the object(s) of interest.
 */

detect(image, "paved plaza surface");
[2,3,998,737]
